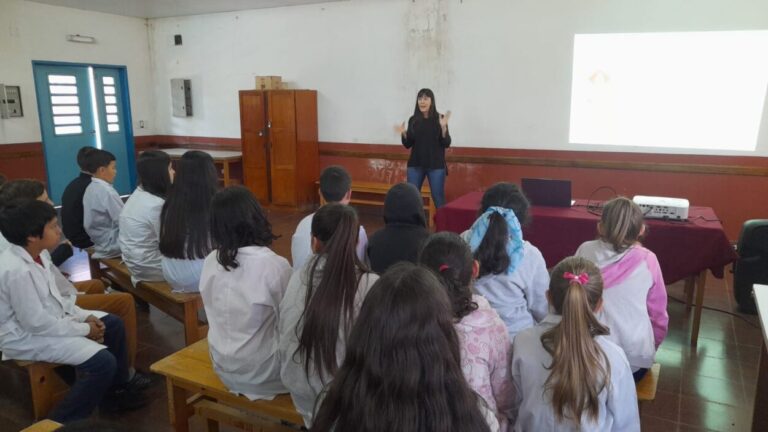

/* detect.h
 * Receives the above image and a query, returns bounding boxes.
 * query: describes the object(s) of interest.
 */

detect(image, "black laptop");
[521,178,573,207]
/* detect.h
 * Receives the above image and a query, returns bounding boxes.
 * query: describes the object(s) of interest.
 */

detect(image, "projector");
[632,196,689,220]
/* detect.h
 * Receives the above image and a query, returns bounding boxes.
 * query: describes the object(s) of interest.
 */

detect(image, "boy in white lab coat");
[82,149,123,259]
[0,200,146,423]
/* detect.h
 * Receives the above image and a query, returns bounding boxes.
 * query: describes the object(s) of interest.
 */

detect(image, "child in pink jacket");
[420,232,514,430]
[576,197,668,381]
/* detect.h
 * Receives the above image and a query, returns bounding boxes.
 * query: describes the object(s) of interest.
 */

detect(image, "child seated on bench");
[0,200,147,423]
[119,150,173,283]
[200,186,291,400]
[83,150,123,259]
[291,166,368,271]
[61,147,98,251]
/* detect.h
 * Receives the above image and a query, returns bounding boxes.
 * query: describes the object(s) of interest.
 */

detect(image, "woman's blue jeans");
[407,167,446,208]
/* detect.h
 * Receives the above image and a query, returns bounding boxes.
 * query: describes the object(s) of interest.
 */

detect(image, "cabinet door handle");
[267,121,272,129]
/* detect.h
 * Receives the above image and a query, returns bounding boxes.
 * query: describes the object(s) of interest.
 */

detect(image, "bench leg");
[27,364,69,421]
[206,418,220,432]
[171,383,190,432]
[183,302,202,346]
[88,256,102,280]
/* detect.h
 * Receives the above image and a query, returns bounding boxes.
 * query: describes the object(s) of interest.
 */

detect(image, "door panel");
[33,64,96,204]
[239,91,269,202]
[93,67,134,195]
[267,91,297,206]
[33,63,135,204]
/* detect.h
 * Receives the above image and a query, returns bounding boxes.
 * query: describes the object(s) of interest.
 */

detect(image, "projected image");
[569,31,768,151]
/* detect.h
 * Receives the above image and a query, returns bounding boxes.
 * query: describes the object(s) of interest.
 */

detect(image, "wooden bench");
[317,180,436,228]
[636,363,661,410]
[97,258,207,346]
[4,360,70,421]
[20,419,62,432]
[151,339,303,432]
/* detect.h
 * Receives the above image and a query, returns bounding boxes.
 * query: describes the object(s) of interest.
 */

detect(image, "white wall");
[148,0,768,156]
[0,0,155,145]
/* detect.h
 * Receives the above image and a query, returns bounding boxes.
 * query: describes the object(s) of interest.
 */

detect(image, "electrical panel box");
[0,84,24,119]
[171,79,192,117]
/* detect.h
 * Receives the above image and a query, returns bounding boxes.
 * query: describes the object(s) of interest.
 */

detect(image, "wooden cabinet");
[239,89,318,208]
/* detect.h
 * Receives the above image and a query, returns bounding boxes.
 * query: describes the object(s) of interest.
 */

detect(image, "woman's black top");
[401,115,451,170]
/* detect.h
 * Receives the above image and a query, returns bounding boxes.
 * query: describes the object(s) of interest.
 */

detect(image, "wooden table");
[151,339,302,432]
[161,148,242,187]
[752,284,768,431]
[20,420,62,432]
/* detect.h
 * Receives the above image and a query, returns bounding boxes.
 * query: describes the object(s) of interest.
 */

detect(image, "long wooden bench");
[317,180,436,228]
[97,258,207,346]
[151,339,303,432]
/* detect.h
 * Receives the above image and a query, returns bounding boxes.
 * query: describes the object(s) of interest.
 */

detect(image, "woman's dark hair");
[0,200,57,246]
[419,232,478,320]
[475,182,530,277]
[160,151,218,259]
[76,146,97,171]
[136,150,172,198]
[209,186,276,271]
[0,179,46,208]
[310,263,491,432]
[412,88,439,120]
[297,203,368,381]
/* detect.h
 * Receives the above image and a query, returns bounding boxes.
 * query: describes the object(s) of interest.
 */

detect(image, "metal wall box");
[171,79,192,117]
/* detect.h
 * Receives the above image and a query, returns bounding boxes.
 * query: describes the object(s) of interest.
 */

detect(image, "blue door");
[93,67,134,195]
[32,62,135,204]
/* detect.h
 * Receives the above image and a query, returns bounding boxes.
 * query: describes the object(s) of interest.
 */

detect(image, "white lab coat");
[290,212,369,271]
[83,177,123,259]
[0,245,106,365]
[278,259,379,426]
[119,187,165,283]
[199,246,292,400]
[510,315,640,432]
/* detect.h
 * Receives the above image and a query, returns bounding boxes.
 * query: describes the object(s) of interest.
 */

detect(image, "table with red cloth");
[435,191,738,346]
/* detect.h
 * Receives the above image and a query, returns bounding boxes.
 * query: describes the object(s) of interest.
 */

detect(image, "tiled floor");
[0,206,762,431]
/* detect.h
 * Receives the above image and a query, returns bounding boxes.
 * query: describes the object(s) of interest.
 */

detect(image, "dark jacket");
[401,115,451,170]
[61,172,94,249]
[367,183,431,274]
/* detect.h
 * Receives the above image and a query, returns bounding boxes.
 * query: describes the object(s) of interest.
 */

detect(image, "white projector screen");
[569,31,768,152]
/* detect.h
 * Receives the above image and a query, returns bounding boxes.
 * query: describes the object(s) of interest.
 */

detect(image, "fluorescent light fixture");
[66,34,97,44]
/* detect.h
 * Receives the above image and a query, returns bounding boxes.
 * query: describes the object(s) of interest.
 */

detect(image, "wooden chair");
[99,258,207,346]
[20,419,62,432]
[636,363,661,411]
[151,339,303,432]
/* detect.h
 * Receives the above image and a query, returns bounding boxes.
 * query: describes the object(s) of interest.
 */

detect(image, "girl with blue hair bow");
[462,183,550,340]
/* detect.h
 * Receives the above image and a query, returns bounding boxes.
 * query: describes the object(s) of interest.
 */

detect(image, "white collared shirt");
[119,186,165,282]
[199,246,292,400]
[83,177,123,259]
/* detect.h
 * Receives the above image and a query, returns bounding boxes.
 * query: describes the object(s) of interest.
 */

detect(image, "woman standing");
[397,88,451,208]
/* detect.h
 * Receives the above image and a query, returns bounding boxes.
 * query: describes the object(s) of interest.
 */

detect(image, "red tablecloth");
[435,191,737,284]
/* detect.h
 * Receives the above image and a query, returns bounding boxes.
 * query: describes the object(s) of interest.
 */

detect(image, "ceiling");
[26,0,347,19]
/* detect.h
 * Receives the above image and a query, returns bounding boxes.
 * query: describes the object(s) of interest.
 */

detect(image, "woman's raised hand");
[394,121,407,136]
[439,110,451,128]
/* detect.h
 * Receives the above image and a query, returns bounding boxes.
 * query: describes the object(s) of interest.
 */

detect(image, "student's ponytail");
[474,182,530,277]
[298,203,368,380]
[541,256,610,425]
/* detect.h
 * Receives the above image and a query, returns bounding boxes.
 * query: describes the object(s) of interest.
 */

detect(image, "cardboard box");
[255,76,282,90]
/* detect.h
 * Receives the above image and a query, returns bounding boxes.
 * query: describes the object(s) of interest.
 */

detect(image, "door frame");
[31,60,137,193]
